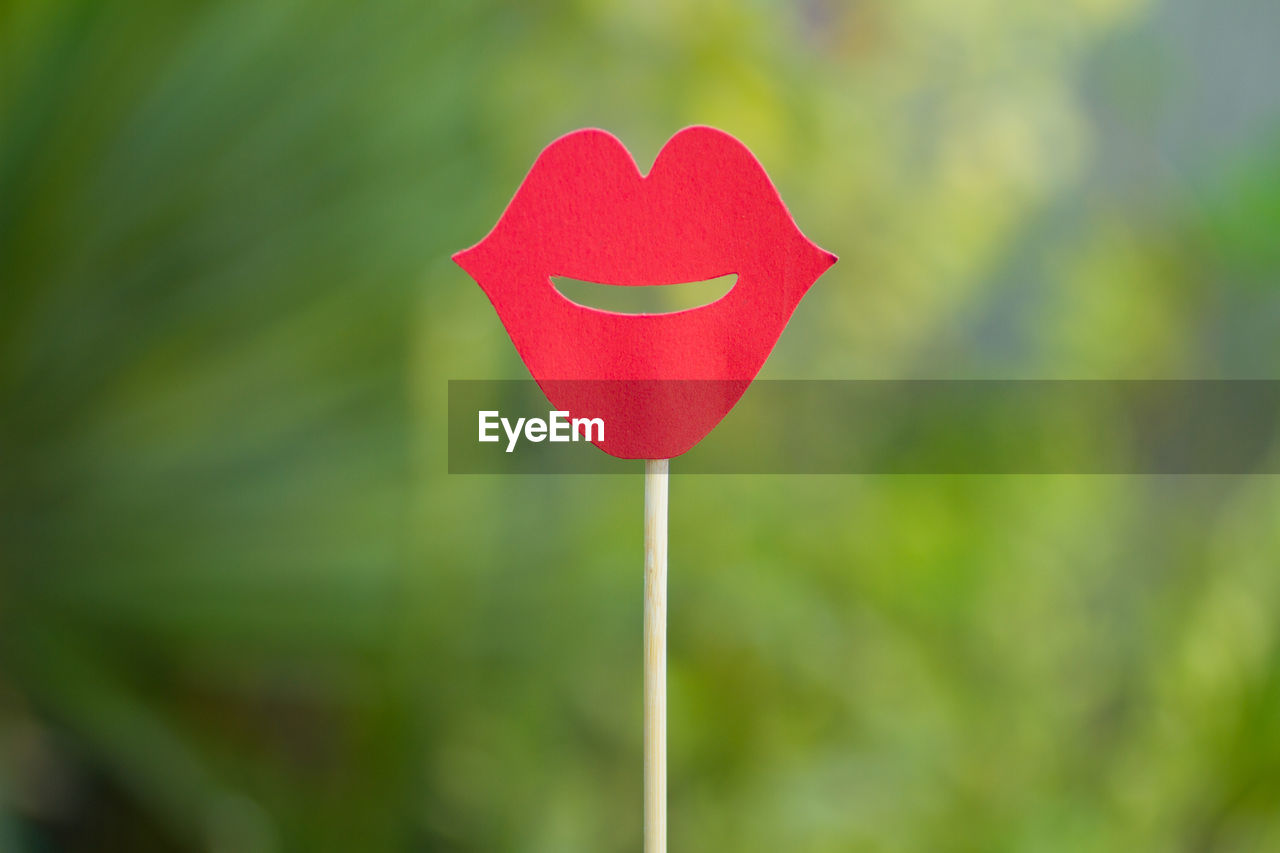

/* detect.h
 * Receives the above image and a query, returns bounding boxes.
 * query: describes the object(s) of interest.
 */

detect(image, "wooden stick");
[643,458,669,853]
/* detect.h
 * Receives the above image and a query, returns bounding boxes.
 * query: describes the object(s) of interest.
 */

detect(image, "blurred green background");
[3,0,1280,850]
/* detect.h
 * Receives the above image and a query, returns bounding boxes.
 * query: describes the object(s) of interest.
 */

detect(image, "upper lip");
[454,126,835,458]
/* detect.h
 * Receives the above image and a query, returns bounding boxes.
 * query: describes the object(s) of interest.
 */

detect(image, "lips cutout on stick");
[454,126,836,459]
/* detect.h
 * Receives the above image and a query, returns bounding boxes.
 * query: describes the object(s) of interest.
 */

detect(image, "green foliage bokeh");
[3,0,1280,850]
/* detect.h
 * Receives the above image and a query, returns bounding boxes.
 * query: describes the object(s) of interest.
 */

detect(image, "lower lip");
[479,272,781,458]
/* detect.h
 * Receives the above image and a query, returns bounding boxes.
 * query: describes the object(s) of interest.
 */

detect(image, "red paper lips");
[454,126,836,459]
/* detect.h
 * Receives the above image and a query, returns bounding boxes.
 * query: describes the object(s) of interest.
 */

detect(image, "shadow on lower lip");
[550,274,737,315]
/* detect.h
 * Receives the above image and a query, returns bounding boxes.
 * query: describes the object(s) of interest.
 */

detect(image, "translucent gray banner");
[447,380,1280,474]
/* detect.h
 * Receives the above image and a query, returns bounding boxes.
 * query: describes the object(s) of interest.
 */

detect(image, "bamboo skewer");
[643,458,669,853]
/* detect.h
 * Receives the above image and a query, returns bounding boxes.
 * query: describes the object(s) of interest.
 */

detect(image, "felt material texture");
[454,126,836,459]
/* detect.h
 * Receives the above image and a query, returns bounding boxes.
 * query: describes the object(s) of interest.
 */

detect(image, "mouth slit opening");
[551,274,737,315]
